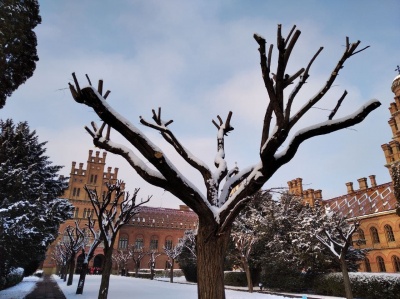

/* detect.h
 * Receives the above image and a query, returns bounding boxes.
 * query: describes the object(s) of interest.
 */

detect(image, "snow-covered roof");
[391,74,400,92]
[323,182,397,218]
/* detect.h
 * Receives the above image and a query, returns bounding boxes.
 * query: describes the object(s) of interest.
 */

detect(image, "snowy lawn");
[55,274,294,299]
[0,276,40,299]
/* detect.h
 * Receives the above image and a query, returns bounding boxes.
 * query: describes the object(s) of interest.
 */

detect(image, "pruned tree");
[84,180,150,299]
[129,246,146,278]
[63,221,87,286]
[51,243,69,280]
[76,216,103,295]
[147,250,161,280]
[112,249,132,276]
[163,243,183,283]
[68,24,380,299]
[316,218,360,299]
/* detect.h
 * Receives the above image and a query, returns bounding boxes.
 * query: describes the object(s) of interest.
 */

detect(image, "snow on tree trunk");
[196,221,231,299]
[76,261,88,295]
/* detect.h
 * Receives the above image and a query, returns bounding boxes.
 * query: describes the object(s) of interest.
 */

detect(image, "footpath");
[24,275,66,299]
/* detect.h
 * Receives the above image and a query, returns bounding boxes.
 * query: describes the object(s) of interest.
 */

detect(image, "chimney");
[357,177,368,190]
[369,175,377,187]
[346,182,354,194]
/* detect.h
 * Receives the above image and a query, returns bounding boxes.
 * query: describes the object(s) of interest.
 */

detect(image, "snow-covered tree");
[0,0,41,108]
[51,243,69,280]
[75,215,103,294]
[175,230,197,282]
[163,243,183,283]
[62,222,87,286]
[147,250,161,280]
[68,24,380,299]
[0,119,72,281]
[84,180,150,299]
[316,217,360,299]
[129,246,146,278]
[112,249,132,275]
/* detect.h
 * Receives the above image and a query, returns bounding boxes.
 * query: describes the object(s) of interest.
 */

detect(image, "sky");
[1,0,399,209]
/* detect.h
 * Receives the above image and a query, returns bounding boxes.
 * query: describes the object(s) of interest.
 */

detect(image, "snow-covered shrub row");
[224,271,247,287]
[0,267,24,290]
[314,272,400,299]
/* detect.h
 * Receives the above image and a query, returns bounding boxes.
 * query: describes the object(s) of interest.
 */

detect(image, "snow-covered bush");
[0,267,24,290]
[314,272,400,299]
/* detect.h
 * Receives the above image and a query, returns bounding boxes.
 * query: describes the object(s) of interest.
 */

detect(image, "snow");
[0,276,40,299]
[54,274,295,299]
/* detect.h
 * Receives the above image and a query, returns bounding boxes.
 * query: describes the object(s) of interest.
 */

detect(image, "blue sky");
[1,0,399,208]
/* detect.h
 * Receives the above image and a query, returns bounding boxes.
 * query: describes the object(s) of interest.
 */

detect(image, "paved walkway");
[24,275,66,299]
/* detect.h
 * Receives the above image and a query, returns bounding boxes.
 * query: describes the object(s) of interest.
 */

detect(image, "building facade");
[288,74,400,273]
[43,149,198,274]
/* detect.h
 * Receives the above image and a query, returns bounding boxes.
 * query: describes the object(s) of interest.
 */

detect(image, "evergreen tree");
[0,0,41,108]
[0,119,73,283]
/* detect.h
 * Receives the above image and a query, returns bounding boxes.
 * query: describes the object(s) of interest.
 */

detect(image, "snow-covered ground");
[0,276,40,299]
[0,274,346,299]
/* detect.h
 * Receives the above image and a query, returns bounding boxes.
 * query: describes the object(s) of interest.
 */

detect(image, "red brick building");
[288,74,400,273]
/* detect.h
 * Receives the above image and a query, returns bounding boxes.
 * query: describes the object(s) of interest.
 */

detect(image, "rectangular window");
[72,188,77,196]
[76,188,80,197]
[119,238,128,249]
[74,208,79,218]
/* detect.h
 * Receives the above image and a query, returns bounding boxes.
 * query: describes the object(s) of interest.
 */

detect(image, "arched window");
[392,255,400,272]
[150,235,159,251]
[165,236,173,250]
[364,258,371,272]
[118,235,128,249]
[384,225,395,242]
[370,227,380,243]
[377,256,386,272]
[74,207,79,219]
[135,235,144,250]
[357,229,366,245]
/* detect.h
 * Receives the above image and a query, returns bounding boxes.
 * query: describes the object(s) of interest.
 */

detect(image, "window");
[384,225,395,242]
[72,187,77,196]
[118,236,128,249]
[150,236,158,250]
[377,256,386,272]
[364,258,371,272]
[392,255,400,272]
[357,229,366,245]
[165,238,173,250]
[135,236,144,250]
[83,208,87,219]
[76,188,80,197]
[74,208,79,219]
[370,227,380,244]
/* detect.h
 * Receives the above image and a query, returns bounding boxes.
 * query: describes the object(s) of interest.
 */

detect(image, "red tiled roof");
[323,182,397,218]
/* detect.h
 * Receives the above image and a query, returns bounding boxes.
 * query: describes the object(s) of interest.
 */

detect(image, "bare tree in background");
[84,180,150,299]
[164,243,183,283]
[69,24,380,299]
[129,246,146,278]
[76,216,103,295]
[112,249,132,276]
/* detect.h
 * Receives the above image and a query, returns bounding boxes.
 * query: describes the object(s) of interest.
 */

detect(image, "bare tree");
[63,221,87,286]
[163,243,183,283]
[68,24,380,299]
[129,246,146,278]
[147,250,161,280]
[316,218,359,299]
[51,243,69,279]
[84,180,150,299]
[112,249,132,276]
[76,216,103,295]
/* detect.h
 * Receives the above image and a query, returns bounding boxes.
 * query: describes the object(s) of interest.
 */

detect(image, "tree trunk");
[135,261,139,278]
[241,257,253,293]
[170,259,174,283]
[340,256,353,299]
[67,252,76,286]
[76,261,88,294]
[196,221,231,299]
[98,248,113,299]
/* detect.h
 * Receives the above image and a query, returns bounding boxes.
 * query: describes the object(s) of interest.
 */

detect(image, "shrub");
[0,267,24,290]
[314,272,400,299]
[224,271,247,287]
[180,263,197,282]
